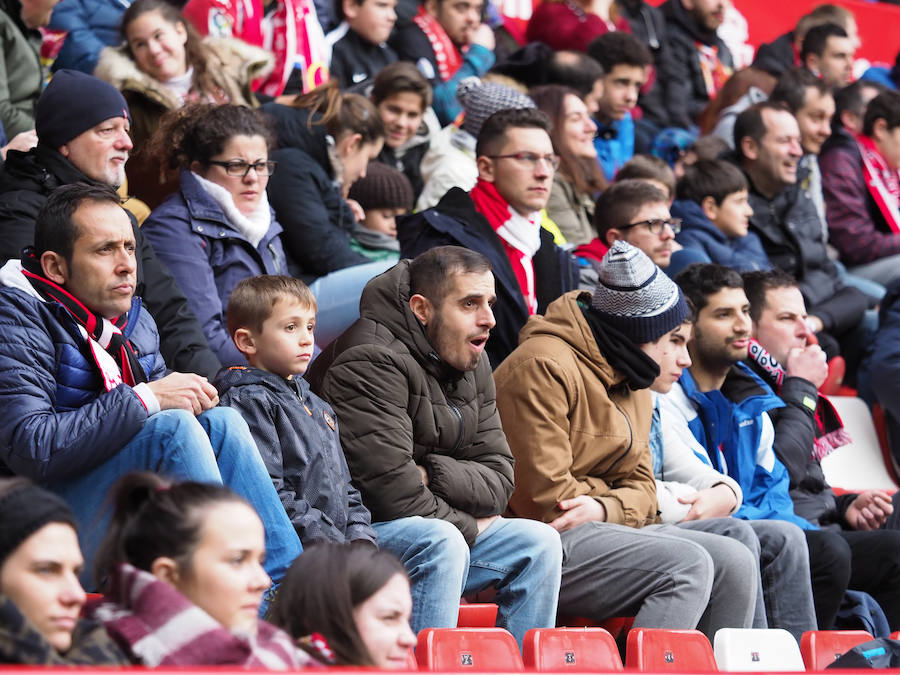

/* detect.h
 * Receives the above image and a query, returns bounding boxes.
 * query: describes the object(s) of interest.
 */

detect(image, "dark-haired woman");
[142,103,286,366]
[530,85,607,246]
[269,543,415,668]
[89,473,317,668]
[264,80,393,345]
[94,0,273,207]
[0,478,127,665]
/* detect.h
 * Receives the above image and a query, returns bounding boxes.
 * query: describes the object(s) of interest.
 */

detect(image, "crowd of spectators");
[1,0,900,666]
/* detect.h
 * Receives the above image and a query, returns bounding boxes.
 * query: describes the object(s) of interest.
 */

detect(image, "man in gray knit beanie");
[494,240,765,640]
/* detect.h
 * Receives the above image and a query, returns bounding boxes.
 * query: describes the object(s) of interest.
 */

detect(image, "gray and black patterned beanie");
[591,240,689,343]
[457,77,535,138]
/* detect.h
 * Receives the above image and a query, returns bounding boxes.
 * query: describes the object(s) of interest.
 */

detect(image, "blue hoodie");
[672,198,771,272]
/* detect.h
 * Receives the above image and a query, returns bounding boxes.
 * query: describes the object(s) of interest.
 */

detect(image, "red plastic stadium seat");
[415,628,524,671]
[406,648,418,670]
[457,603,499,627]
[800,630,874,670]
[820,356,846,396]
[523,627,623,671]
[560,615,635,639]
[891,631,900,640]
[625,628,718,671]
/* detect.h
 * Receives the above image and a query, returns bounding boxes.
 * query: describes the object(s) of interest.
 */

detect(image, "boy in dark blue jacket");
[216,275,377,546]
[672,159,771,273]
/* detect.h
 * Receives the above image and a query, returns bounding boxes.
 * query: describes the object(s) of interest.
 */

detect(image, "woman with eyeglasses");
[141,103,288,366]
[529,85,608,247]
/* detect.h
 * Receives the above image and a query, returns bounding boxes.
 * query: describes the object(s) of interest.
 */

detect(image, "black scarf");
[21,247,147,388]
[580,302,660,390]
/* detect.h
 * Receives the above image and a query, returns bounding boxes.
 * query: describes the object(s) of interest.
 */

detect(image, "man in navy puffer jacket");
[0,184,303,590]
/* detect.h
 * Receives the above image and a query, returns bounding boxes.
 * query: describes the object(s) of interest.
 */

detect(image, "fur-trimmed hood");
[94,37,273,110]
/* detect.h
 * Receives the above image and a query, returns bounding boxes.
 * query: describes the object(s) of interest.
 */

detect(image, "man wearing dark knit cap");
[0,69,219,378]
[494,240,761,639]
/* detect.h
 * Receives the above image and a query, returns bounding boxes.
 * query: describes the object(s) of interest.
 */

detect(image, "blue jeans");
[372,516,562,645]
[308,259,395,347]
[47,408,303,591]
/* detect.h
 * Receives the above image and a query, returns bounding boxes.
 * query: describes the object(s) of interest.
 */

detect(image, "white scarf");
[191,171,273,248]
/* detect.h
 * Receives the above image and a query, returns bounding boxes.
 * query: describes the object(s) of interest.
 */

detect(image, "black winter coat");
[216,366,376,545]
[263,103,369,282]
[396,187,576,369]
[0,145,220,378]
[306,260,515,546]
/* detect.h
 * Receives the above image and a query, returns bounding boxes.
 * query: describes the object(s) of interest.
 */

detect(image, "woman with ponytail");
[88,473,317,668]
[263,80,392,345]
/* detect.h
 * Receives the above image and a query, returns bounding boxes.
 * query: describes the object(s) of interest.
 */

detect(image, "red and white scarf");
[413,6,463,82]
[470,178,541,314]
[696,42,731,98]
[856,132,900,235]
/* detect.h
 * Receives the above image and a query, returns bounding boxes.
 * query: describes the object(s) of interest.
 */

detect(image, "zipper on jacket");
[269,242,285,274]
[607,398,634,470]
[448,400,464,453]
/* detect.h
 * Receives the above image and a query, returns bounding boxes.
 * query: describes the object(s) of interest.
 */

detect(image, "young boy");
[671,159,771,272]
[216,275,377,546]
[347,162,413,263]
[326,0,398,88]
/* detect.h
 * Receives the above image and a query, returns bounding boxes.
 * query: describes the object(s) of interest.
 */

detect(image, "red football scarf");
[470,178,541,314]
[413,6,463,82]
[696,42,731,98]
[856,132,900,235]
[21,248,146,389]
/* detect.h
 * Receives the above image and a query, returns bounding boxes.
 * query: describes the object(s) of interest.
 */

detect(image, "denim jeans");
[308,259,395,347]
[372,516,562,645]
[47,408,303,591]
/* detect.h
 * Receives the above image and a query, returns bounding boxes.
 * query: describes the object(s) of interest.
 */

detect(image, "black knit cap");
[36,70,130,149]
[0,482,78,565]
[347,162,414,212]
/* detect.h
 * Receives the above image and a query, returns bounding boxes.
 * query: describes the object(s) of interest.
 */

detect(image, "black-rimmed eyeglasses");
[619,218,682,235]
[208,160,277,177]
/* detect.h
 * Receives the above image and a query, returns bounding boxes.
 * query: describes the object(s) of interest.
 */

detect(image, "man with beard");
[731,100,867,366]
[306,245,562,645]
[663,262,900,631]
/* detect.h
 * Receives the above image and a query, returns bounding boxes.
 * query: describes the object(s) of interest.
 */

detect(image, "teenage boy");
[586,31,652,180]
[327,0,398,88]
[217,275,377,546]
[672,159,770,272]
[494,241,755,639]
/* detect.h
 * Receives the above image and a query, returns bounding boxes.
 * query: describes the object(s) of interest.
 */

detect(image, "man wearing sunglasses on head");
[398,106,576,368]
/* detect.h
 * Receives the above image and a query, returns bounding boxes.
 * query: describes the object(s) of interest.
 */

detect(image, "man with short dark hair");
[0,70,220,378]
[0,183,303,589]
[306,245,562,643]
[800,23,854,89]
[388,0,495,125]
[732,100,867,364]
[820,90,900,286]
[586,32,652,179]
[659,0,732,130]
[400,107,574,367]
[595,179,677,269]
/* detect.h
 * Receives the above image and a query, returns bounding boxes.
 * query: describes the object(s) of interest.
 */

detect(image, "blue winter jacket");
[141,170,287,367]
[677,363,814,530]
[671,199,771,272]
[0,276,165,483]
[47,0,130,74]
[594,112,634,181]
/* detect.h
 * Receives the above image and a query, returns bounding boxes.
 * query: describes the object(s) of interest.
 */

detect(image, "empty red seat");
[800,630,874,670]
[416,628,524,671]
[523,627,623,671]
[625,628,717,671]
[457,602,499,627]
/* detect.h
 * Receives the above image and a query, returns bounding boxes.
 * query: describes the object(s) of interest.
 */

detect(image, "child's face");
[363,206,405,237]
[345,0,397,45]
[710,189,753,238]
[246,298,316,378]
[377,92,425,149]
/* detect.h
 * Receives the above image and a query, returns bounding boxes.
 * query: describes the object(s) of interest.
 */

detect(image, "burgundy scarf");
[22,247,146,389]
[856,132,900,234]
[748,338,851,461]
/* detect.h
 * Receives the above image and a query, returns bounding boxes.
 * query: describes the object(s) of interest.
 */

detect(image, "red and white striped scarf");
[856,132,900,235]
[413,6,463,82]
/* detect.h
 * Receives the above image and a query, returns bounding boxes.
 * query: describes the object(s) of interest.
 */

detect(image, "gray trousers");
[678,518,817,641]
[850,253,900,287]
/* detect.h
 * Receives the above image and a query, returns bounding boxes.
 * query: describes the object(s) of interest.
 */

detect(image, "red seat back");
[523,627,623,671]
[625,628,717,672]
[416,628,524,671]
[800,630,874,670]
[457,603,499,628]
